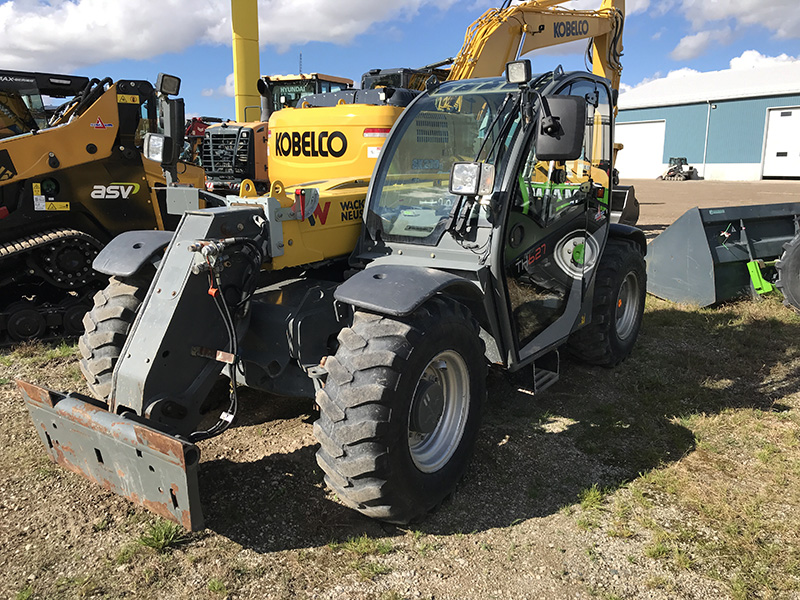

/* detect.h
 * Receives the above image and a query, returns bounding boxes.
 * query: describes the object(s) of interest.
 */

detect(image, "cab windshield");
[366,77,545,246]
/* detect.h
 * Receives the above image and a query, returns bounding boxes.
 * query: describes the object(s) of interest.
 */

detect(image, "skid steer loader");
[18,60,646,530]
[0,70,205,343]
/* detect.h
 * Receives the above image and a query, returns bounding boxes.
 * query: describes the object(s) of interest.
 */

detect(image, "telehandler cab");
[18,60,646,530]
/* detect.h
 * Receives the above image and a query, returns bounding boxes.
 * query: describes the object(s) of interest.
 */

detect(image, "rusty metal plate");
[18,380,204,531]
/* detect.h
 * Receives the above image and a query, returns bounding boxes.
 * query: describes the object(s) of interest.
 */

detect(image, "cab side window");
[560,79,611,186]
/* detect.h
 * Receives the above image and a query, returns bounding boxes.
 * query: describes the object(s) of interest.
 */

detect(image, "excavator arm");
[448,0,624,96]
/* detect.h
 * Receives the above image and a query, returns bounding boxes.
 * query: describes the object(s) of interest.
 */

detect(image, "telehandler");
[19,56,646,530]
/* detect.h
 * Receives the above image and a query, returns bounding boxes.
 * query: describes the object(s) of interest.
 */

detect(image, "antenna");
[299,52,303,75]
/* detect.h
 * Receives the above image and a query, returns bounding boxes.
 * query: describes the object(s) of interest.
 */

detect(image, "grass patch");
[578,484,607,510]
[334,533,394,557]
[137,520,190,553]
[15,586,33,600]
[115,543,142,564]
[93,516,110,532]
[352,559,391,580]
[208,578,227,594]
[561,297,800,598]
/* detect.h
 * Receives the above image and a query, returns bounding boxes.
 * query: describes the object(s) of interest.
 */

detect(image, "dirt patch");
[2,180,800,600]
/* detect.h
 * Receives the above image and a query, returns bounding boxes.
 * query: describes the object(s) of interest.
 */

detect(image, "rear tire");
[776,233,800,313]
[567,238,646,366]
[78,275,150,401]
[314,297,486,524]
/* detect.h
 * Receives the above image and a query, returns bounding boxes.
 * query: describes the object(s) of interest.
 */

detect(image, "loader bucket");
[647,203,800,306]
[18,380,204,531]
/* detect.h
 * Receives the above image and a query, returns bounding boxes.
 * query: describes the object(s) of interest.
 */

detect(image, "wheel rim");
[408,350,470,473]
[616,271,641,340]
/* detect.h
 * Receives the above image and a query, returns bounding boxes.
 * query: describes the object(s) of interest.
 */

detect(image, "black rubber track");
[566,238,646,367]
[314,296,486,524]
[78,275,149,401]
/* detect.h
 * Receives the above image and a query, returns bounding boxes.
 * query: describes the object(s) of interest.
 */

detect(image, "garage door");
[614,120,666,179]
[763,107,800,178]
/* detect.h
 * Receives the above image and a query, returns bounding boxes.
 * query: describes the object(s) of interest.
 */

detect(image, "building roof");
[618,62,800,110]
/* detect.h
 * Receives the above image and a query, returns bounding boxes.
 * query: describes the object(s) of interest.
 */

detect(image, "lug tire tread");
[314,297,485,524]
[566,238,646,367]
[78,276,148,401]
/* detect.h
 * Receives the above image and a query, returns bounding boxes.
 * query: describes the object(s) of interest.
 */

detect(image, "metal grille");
[416,113,449,144]
[201,126,251,177]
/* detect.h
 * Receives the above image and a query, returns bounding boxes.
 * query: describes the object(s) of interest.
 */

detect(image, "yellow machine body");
[1,82,205,233]
[267,103,404,187]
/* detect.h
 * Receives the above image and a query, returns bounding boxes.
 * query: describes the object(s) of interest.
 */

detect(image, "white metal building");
[615,62,800,181]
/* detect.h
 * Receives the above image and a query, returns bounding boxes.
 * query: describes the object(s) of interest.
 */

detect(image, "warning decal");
[90,117,114,129]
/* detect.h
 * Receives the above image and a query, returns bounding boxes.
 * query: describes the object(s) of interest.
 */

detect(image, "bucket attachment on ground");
[610,184,639,226]
[18,380,204,530]
[647,203,800,306]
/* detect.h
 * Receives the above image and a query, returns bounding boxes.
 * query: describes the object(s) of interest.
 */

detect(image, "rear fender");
[609,223,646,256]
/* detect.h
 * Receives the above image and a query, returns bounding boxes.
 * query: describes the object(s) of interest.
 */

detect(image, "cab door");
[501,78,612,363]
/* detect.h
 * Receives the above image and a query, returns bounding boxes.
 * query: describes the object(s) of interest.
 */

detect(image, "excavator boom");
[449,0,624,94]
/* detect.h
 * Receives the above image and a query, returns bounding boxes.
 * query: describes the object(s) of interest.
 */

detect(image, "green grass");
[15,586,33,600]
[137,520,190,553]
[578,484,607,510]
[208,578,227,594]
[335,533,394,557]
[586,296,800,598]
[352,560,391,580]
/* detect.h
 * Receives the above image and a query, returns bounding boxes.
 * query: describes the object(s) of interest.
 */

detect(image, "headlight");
[449,162,495,196]
[505,60,532,85]
[156,73,181,96]
[143,133,166,163]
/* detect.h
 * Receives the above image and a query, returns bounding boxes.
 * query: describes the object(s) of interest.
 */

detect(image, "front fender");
[93,230,174,277]
[334,265,481,317]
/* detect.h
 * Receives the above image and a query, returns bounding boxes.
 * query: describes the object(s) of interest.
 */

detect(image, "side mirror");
[449,162,495,196]
[535,95,587,162]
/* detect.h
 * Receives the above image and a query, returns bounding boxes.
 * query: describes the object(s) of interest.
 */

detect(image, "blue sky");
[1,0,799,119]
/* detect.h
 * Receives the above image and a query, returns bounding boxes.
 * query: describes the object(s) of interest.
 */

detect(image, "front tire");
[567,238,646,366]
[78,275,150,401]
[314,297,486,524]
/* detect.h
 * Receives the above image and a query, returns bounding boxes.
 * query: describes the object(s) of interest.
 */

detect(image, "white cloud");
[202,73,236,98]
[561,0,650,15]
[729,49,800,69]
[0,0,224,72]
[670,28,732,61]
[678,0,800,40]
[620,50,797,94]
[0,0,457,72]
[619,66,698,93]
